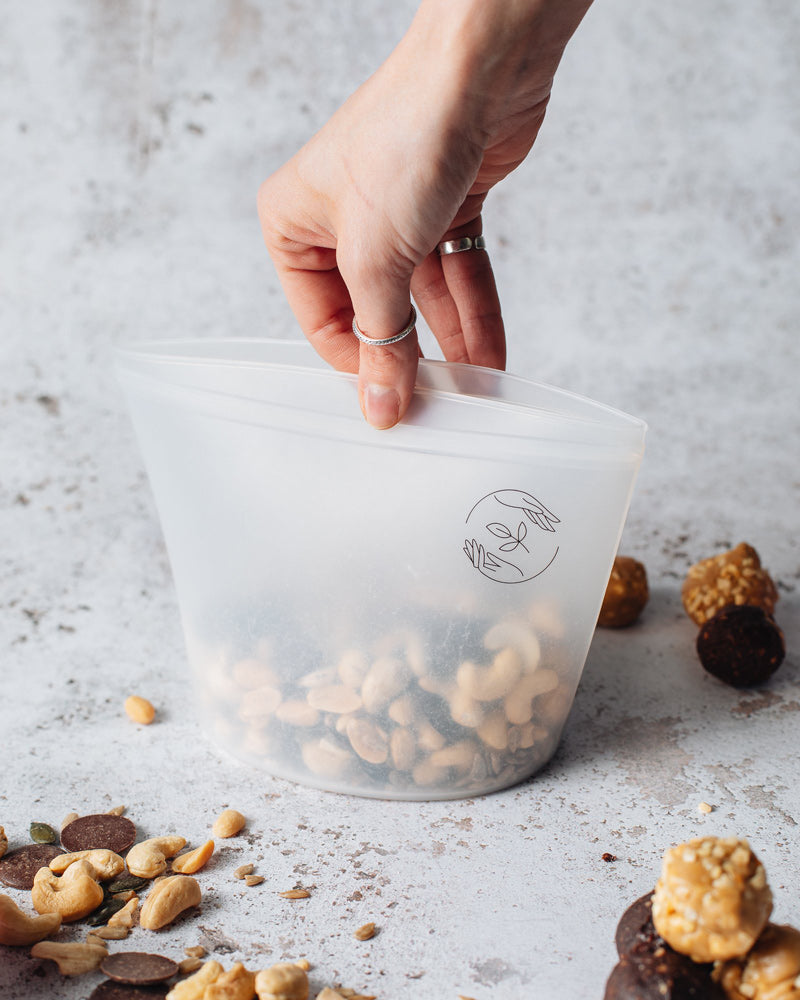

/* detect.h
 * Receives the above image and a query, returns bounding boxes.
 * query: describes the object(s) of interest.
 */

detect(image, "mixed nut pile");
[605,835,800,999]
[0,807,376,999]
[196,608,576,797]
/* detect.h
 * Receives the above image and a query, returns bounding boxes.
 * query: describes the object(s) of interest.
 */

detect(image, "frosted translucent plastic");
[117,339,646,800]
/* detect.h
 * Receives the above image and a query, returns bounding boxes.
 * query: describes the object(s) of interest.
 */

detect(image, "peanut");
[124,694,156,725]
[212,809,246,839]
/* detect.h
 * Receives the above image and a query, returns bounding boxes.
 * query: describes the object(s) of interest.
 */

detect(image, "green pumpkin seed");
[106,873,149,894]
[86,895,127,926]
[29,822,56,844]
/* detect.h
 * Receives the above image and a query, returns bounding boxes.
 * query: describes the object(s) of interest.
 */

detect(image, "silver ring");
[437,235,486,256]
[352,304,417,347]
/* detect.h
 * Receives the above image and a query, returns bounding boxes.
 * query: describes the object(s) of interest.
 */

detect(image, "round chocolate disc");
[615,891,656,957]
[100,952,179,986]
[89,982,169,1000]
[697,604,785,688]
[604,939,725,1000]
[0,843,62,889]
[60,813,137,854]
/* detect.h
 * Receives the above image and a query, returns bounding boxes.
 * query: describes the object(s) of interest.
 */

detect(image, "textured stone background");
[1,1,798,997]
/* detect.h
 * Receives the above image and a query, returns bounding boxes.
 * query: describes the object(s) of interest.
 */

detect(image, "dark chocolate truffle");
[696,604,785,687]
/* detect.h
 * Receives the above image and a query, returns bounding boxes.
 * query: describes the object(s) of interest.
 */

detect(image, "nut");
[232,657,279,690]
[107,895,138,928]
[682,542,778,626]
[714,923,800,1000]
[345,718,389,765]
[234,864,254,880]
[360,657,411,715]
[172,839,215,874]
[30,939,108,976]
[0,826,6,859]
[31,859,105,922]
[503,669,559,725]
[0,893,61,946]
[301,738,354,779]
[212,809,246,839]
[652,836,773,963]
[483,620,541,671]
[597,555,649,627]
[166,960,225,999]
[306,684,362,715]
[274,701,320,727]
[254,962,309,1000]
[127,835,188,877]
[139,874,202,930]
[60,812,79,832]
[124,694,156,725]
[206,962,257,1000]
[239,684,282,722]
[456,647,522,702]
[49,849,125,881]
[354,922,376,941]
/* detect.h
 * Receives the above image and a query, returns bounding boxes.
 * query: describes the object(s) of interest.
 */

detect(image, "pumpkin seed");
[107,874,149,894]
[29,821,56,844]
[86,896,126,926]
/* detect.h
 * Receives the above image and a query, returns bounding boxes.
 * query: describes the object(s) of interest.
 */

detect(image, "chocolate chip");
[696,604,786,688]
[88,982,169,1000]
[0,844,62,889]
[100,952,179,986]
[60,814,137,854]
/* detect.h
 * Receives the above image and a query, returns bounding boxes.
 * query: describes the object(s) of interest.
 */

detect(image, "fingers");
[339,244,419,430]
[411,223,506,371]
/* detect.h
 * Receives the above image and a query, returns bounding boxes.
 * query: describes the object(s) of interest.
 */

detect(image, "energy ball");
[598,556,649,628]
[714,923,800,1000]
[697,604,785,688]
[651,837,773,964]
[682,543,778,626]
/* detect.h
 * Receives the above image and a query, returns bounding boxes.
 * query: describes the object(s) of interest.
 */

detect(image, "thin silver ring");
[352,305,417,347]
[438,235,487,256]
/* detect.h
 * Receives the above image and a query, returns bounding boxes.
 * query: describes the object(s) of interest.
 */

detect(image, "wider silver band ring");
[352,304,417,347]
[438,235,487,256]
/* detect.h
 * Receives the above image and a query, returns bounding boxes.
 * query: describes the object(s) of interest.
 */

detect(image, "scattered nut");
[652,836,773,962]
[0,893,61,946]
[682,542,778,626]
[166,959,225,999]
[234,864,255,880]
[179,956,205,975]
[206,961,257,1000]
[107,895,138,929]
[279,889,310,899]
[32,859,105,922]
[30,939,108,976]
[698,801,714,814]
[49,849,125,881]
[294,959,311,972]
[185,945,207,958]
[89,923,130,940]
[127,835,187,878]
[124,694,156,725]
[139,874,202,930]
[212,809,246,839]
[597,555,649,627]
[0,827,7,860]
[172,840,215,874]
[107,805,127,816]
[244,874,264,887]
[254,962,309,1000]
[354,922,376,941]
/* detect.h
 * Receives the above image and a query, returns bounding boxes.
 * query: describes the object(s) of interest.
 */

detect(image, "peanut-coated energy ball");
[598,555,649,628]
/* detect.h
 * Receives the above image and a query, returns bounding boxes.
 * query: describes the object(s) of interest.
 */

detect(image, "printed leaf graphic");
[486,522,512,539]
[499,540,520,552]
[517,521,527,542]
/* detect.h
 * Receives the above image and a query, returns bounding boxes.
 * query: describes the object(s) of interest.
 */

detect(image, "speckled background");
[1,1,798,997]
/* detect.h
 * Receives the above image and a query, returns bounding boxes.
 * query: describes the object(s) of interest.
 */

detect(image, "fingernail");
[363,384,400,429]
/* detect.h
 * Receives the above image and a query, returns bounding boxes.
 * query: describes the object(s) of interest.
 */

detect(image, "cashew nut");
[139,874,201,930]
[254,962,309,1000]
[0,893,61,946]
[360,657,411,715]
[206,962,257,1000]
[483,619,541,672]
[456,647,522,702]
[30,939,108,976]
[165,959,224,1000]
[49,849,125,881]
[172,839,215,874]
[127,835,187,878]
[31,859,104,922]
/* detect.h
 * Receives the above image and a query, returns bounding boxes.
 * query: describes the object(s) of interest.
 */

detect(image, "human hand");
[258,0,593,428]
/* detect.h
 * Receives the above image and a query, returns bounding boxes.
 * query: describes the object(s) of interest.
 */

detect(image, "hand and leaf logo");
[464,489,560,584]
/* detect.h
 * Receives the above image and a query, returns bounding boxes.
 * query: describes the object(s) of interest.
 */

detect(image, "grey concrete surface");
[1,1,798,997]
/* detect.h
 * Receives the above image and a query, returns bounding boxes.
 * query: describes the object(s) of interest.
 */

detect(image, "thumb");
[340,246,420,430]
